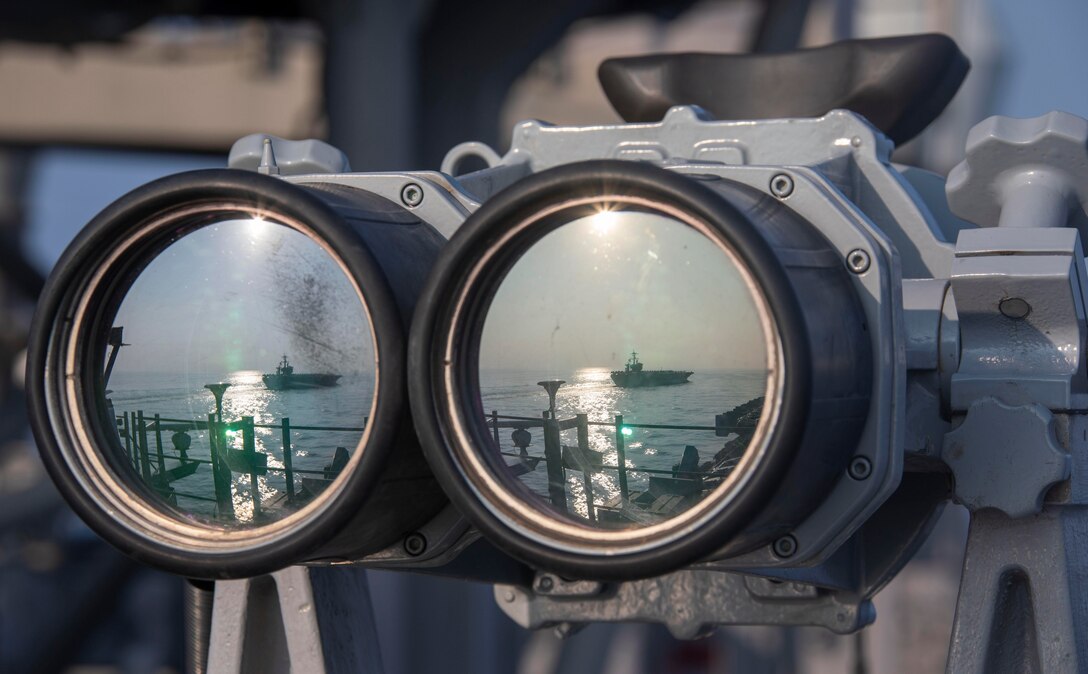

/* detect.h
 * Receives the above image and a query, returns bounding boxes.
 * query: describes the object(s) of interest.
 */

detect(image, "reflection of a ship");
[262,354,341,390]
[610,351,693,388]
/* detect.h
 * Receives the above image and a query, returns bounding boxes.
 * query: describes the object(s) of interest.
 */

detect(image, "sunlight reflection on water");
[109,368,373,526]
[479,366,766,524]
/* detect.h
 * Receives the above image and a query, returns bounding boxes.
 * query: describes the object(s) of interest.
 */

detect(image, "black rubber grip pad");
[598,33,969,145]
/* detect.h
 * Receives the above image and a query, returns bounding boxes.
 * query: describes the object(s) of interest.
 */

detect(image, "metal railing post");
[209,413,235,519]
[241,416,259,516]
[576,413,596,522]
[154,413,166,476]
[136,410,153,482]
[543,416,567,512]
[281,417,294,503]
[615,414,630,503]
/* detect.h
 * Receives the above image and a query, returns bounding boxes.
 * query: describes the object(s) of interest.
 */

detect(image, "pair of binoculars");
[26,33,966,584]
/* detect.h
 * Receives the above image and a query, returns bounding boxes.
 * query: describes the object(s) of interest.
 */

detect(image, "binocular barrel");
[410,160,873,578]
[25,151,884,582]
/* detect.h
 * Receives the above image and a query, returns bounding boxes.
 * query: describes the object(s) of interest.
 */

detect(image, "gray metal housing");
[217,108,1088,672]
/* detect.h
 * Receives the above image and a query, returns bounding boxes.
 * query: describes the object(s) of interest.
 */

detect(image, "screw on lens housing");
[848,456,873,480]
[403,532,428,556]
[770,174,795,198]
[401,182,425,208]
[772,534,798,558]
[846,248,871,274]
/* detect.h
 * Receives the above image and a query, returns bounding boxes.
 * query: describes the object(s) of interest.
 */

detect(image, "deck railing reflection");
[115,410,366,521]
[488,410,749,524]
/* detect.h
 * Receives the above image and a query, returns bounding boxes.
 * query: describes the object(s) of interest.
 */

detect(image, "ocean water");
[478,367,768,517]
[107,369,374,524]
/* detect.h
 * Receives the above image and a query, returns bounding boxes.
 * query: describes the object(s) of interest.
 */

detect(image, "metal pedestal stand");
[198,566,383,674]
[947,507,1088,673]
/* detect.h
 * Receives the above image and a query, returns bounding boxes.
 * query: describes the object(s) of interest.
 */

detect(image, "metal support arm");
[205,566,383,674]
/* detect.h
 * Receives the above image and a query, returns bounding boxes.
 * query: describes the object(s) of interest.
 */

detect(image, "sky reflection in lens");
[479,210,770,530]
[103,217,375,528]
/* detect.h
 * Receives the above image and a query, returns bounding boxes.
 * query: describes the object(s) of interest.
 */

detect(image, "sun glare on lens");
[245,216,271,241]
[589,209,620,236]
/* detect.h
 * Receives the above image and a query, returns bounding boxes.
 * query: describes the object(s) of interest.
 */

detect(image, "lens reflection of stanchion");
[241,416,259,517]
[543,417,566,512]
[614,414,630,502]
[207,413,234,520]
[575,413,596,522]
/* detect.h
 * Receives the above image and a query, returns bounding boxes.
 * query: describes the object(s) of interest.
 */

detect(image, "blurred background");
[1,0,1086,671]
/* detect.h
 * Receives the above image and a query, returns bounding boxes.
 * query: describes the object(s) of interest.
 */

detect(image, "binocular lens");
[478,209,771,530]
[101,214,375,529]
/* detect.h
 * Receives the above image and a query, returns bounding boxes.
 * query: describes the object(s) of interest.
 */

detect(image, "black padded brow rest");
[598,33,969,146]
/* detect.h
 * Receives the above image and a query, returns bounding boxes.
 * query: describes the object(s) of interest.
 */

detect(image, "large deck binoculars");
[25,33,1088,646]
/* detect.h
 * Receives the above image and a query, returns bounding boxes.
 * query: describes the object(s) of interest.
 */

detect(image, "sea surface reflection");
[478,366,767,526]
[109,368,374,525]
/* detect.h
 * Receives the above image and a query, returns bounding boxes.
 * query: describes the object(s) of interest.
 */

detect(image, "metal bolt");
[403,532,427,556]
[999,297,1031,320]
[772,535,798,559]
[554,622,577,639]
[400,182,424,208]
[502,589,516,603]
[770,173,794,198]
[848,456,873,480]
[536,575,555,593]
[846,249,871,274]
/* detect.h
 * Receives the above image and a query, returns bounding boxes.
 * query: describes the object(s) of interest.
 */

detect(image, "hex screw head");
[770,173,795,198]
[848,456,873,480]
[400,182,424,208]
[846,248,871,274]
[772,535,798,559]
[403,532,427,556]
[536,575,555,593]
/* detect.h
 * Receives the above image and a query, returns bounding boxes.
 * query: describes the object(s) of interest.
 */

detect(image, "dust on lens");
[478,210,770,530]
[100,216,375,528]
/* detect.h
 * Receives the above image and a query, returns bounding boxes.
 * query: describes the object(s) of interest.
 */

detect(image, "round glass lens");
[99,215,375,528]
[478,209,771,530]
